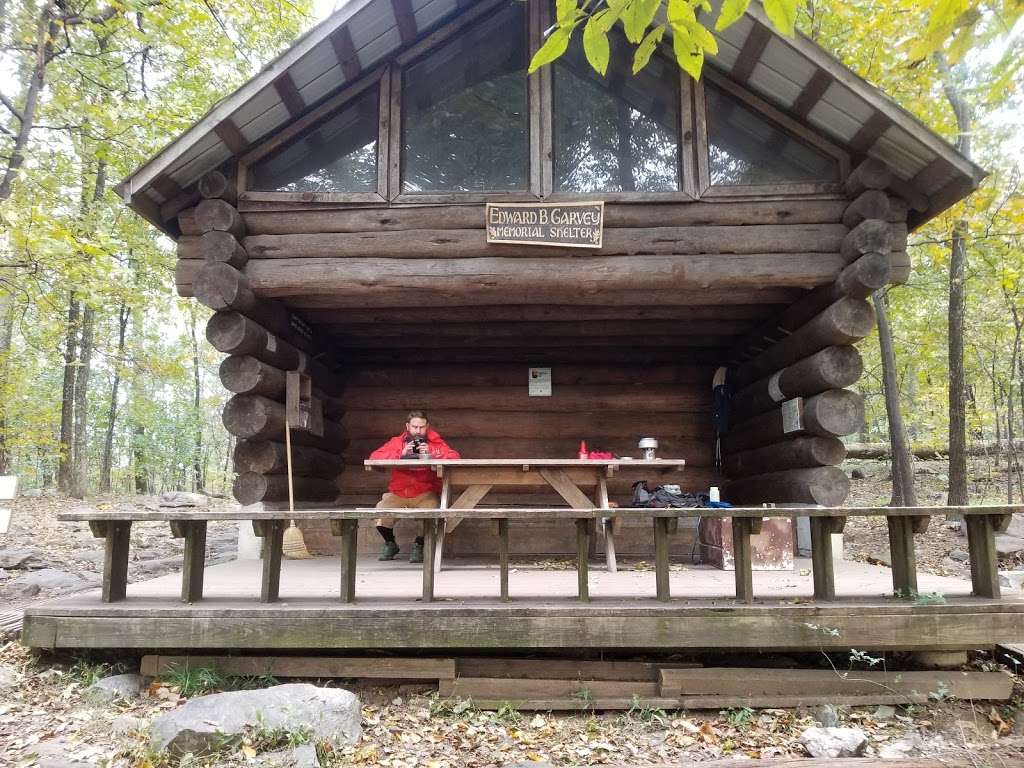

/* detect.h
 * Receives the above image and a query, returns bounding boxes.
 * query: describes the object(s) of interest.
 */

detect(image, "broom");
[281,414,313,559]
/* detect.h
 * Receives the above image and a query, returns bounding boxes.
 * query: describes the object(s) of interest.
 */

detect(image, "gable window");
[400,2,529,193]
[250,85,379,193]
[553,33,680,193]
[705,83,839,186]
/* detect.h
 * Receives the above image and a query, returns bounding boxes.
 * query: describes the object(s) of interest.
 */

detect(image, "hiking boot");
[378,540,400,561]
[409,540,424,563]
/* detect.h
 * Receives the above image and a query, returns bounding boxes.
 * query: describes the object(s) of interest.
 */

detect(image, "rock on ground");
[159,491,208,508]
[0,548,46,569]
[800,726,868,758]
[0,663,19,688]
[149,683,361,756]
[995,534,1024,558]
[811,704,841,728]
[6,568,97,592]
[86,673,144,702]
[255,743,321,767]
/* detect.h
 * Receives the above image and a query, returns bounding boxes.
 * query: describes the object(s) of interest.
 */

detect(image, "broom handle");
[285,416,295,518]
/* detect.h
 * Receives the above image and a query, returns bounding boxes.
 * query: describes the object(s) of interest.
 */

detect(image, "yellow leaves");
[633,25,667,74]
[622,0,663,43]
[716,0,751,30]
[583,13,612,75]
[762,0,798,36]
[528,24,577,73]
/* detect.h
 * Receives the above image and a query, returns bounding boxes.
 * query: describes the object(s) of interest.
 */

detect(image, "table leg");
[170,520,207,603]
[966,514,1007,598]
[810,516,845,602]
[597,476,617,574]
[330,519,358,603]
[253,520,285,603]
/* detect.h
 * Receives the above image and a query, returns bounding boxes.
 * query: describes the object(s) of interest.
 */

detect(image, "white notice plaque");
[528,367,552,396]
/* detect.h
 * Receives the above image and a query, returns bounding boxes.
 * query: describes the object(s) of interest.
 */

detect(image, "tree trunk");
[70,307,94,499]
[0,295,14,474]
[132,424,149,494]
[57,295,80,492]
[190,308,205,492]
[873,290,917,506]
[100,303,129,492]
[937,52,972,507]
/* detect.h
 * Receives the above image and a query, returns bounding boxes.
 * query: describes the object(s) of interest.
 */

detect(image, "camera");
[403,434,429,459]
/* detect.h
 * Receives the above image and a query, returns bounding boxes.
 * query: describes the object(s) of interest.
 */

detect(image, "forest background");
[0,0,1021,502]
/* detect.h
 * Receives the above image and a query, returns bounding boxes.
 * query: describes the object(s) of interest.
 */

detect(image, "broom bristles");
[282,416,313,559]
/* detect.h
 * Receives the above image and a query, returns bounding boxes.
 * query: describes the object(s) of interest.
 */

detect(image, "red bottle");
[578,440,588,460]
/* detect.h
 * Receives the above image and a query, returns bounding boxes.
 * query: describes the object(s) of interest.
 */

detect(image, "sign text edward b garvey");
[486,201,603,248]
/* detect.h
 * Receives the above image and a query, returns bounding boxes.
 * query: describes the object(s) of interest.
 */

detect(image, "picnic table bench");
[57,505,1017,606]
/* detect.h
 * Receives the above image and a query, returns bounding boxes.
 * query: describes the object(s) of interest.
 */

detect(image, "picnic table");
[363,458,687,573]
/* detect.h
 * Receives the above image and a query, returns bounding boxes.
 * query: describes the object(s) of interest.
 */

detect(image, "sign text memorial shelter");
[486,202,604,248]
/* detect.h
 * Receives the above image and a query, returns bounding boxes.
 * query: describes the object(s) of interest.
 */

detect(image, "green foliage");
[725,706,755,727]
[530,0,797,78]
[162,664,229,697]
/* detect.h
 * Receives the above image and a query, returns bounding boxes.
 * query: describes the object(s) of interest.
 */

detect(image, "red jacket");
[369,428,460,498]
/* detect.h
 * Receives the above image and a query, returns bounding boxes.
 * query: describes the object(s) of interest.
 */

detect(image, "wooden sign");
[486,202,603,248]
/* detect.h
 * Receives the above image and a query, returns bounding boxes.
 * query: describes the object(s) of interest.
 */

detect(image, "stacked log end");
[187,171,346,507]
[723,158,912,506]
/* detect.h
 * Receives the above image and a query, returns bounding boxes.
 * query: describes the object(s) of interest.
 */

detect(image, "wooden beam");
[887,515,918,598]
[253,519,285,603]
[329,27,362,81]
[170,520,207,604]
[654,517,671,602]
[391,0,418,45]
[272,72,306,117]
[151,174,183,202]
[214,118,248,156]
[847,112,893,155]
[731,23,772,84]
[790,69,832,119]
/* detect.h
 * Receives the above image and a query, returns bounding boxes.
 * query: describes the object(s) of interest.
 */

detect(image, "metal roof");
[117,0,985,234]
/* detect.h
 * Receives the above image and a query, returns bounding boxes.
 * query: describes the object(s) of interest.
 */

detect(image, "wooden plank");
[24,606,1024,653]
[439,677,661,699]
[455,658,697,681]
[170,520,207,603]
[659,668,1014,699]
[538,468,595,509]
[146,654,457,679]
[329,27,362,81]
[847,112,894,155]
[272,72,305,117]
[576,519,590,602]
[966,514,1000,598]
[214,118,248,156]
[391,0,418,45]
[441,697,683,711]
[497,518,510,602]
[654,517,671,602]
[597,476,616,574]
[810,516,842,601]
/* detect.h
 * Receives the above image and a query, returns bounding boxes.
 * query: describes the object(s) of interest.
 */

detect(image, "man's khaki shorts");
[374,491,440,528]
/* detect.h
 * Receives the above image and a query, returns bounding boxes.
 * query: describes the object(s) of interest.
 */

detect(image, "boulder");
[0,663,19,688]
[800,726,867,758]
[948,549,969,562]
[871,704,896,720]
[811,704,840,728]
[150,684,360,756]
[878,735,921,759]
[0,548,45,569]
[995,534,1024,558]
[159,492,209,508]
[6,581,40,598]
[8,569,97,592]
[86,673,144,702]
[999,571,1024,591]
[255,744,320,767]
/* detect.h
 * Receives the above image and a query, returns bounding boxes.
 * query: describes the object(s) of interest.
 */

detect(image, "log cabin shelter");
[28,0,1023,661]
[111,0,991,552]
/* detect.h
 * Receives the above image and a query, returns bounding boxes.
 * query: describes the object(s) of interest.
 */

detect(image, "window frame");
[237,67,390,205]
[238,0,852,205]
[387,0,540,203]
[696,68,850,197]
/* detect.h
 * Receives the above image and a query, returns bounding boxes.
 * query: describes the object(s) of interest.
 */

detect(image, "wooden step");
[439,676,660,700]
[141,654,456,680]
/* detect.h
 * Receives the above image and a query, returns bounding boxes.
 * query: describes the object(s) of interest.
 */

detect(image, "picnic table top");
[363,458,687,469]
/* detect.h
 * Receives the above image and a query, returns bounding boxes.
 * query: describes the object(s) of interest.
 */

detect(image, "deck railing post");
[654,516,671,602]
[90,520,131,603]
[170,520,207,603]
[732,516,762,603]
[423,518,438,602]
[253,520,285,603]
[966,514,1006,598]
[576,518,590,602]
[887,515,919,597]
[497,518,510,601]
[330,519,358,603]
[810,516,845,601]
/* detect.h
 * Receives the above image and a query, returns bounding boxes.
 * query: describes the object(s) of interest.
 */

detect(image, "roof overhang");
[119,0,985,237]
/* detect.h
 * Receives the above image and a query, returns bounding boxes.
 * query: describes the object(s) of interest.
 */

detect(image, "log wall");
[721,158,914,507]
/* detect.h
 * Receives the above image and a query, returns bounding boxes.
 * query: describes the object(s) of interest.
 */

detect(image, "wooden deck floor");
[22,556,1024,653]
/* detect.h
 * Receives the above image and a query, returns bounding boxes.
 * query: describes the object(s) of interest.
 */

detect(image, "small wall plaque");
[486,202,603,248]
[529,367,552,396]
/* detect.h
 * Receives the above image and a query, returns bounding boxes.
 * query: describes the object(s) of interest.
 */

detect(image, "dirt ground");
[1,458,1023,767]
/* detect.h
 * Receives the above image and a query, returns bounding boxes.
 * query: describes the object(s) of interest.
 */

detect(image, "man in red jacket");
[369,410,460,562]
